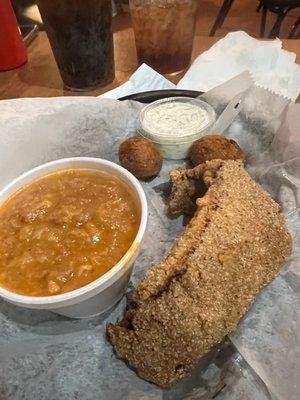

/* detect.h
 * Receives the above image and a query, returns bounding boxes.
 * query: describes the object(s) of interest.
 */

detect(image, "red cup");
[0,0,27,71]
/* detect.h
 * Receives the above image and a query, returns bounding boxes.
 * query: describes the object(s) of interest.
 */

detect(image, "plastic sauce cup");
[139,97,216,160]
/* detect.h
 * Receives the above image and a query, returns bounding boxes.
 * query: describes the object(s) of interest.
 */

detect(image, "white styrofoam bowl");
[0,157,148,318]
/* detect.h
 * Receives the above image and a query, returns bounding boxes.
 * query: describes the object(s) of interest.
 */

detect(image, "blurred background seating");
[210,0,299,37]
[12,0,299,39]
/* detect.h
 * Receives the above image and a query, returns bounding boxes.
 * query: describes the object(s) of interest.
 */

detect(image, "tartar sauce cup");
[139,97,216,160]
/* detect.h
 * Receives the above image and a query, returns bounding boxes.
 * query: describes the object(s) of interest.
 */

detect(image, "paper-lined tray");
[0,84,299,399]
[0,30,299,400]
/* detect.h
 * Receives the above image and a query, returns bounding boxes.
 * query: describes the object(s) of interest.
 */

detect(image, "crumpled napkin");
[102,63,175,99]
[103,31,300,102]
[178,31,300,101]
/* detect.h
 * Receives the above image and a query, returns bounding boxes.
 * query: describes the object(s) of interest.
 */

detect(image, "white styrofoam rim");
[0,157,148,306]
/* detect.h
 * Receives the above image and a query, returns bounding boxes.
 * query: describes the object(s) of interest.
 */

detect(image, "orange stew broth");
[0,169,140,296]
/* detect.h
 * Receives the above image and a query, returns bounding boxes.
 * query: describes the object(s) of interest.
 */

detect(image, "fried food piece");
[107,160,292,387]
[189,135,245,166]
[167,164,207,216]
[119,136,162,179]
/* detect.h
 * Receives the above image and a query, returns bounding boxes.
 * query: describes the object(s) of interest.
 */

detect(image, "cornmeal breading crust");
[107,160,292,387]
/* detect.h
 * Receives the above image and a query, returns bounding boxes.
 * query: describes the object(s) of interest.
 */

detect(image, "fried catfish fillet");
[107,160,292,387]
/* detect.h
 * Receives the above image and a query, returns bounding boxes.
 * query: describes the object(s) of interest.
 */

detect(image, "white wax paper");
[101,63,175,99]
[0,93,299,399]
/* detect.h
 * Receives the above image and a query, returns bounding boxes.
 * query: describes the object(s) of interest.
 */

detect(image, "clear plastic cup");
[129,0,198,74]
[37,0,115,91]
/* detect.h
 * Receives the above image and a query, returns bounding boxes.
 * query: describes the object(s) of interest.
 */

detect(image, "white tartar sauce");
[143,101,210,137]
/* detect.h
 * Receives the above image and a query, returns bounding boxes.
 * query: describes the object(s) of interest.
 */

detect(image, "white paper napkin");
[178,31,300,101]
[102,31,300,102]
[101,63,175,99]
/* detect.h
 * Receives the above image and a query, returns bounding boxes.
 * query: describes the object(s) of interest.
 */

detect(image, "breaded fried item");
[189,135,245,166]
[119,136,162,179]
[107,160,292,387]
[167,164,207,216]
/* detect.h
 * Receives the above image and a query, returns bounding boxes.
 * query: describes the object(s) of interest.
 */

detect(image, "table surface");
[1,26,300,100]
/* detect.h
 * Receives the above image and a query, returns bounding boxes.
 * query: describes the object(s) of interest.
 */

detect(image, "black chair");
[210,0,300,38]
[260,0,300,37]
[209,0,235,36]
[288,15,300,37]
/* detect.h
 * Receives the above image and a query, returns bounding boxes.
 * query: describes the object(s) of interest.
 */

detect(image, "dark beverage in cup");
[129,0,198,74]
[37,0,114,90]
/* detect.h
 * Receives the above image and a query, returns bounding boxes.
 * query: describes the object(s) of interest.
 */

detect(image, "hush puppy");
[189,135,245,166]
[119,136,162,179]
